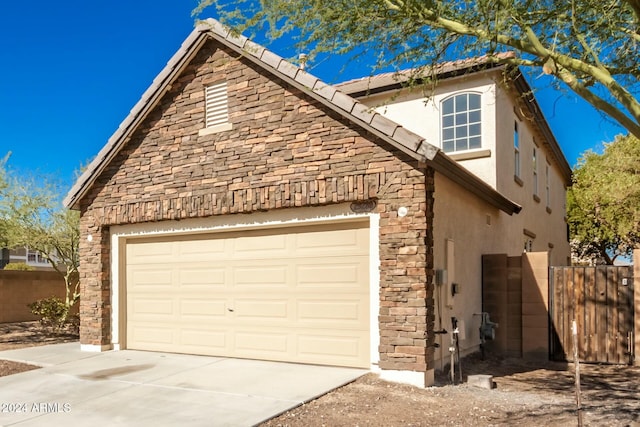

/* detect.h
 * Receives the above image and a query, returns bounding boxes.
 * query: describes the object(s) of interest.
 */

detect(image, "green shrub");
[28,297,69,332]
[4,262,35,271]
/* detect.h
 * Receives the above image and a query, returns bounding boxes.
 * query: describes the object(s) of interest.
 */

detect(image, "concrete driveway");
[0,343,366,426]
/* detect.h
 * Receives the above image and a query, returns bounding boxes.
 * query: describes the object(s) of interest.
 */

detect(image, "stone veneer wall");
[77,39,435,372]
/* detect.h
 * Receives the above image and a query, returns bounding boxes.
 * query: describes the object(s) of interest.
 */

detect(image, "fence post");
[572,320,583,427]
[634,250,639,367]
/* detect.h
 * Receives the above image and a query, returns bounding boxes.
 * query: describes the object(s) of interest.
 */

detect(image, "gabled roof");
[335,55,573,185]
[335,52,517,97]
[64,18,521,215]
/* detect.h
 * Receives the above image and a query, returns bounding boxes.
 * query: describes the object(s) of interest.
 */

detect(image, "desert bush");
[3,262,35,271]
[28,297,69,332]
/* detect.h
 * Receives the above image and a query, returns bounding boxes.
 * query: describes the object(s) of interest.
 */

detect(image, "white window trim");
[514,121,520,178]
[440,92,482,154]
[533,147,539,197]
[545,162,551,208]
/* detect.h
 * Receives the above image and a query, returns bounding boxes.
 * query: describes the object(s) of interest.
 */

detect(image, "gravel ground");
[261,354,640,427]
[1,322,638,426]
[0,321,79,377]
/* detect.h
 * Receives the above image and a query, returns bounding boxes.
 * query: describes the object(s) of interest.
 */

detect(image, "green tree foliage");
[3,262,36,271]
[0,153,9,248]
[195,0,640,138]
[28,297,72,332]
[568,134,640,264]
[0,163,80,309]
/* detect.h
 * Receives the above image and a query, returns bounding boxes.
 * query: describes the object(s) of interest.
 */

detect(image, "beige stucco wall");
[493,81,571,266]
[356,68,571,269]
[431,172,505,368]
[432,170,568,367]
[355,69,573,368]
[361,73,499,187]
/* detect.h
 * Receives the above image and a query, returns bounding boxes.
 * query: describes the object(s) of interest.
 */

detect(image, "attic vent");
[199,82,233,136]
[206,82,228,127]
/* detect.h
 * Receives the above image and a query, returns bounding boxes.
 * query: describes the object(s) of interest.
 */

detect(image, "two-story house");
[1,247,54,270]
[336,58,572,368]
[64,19,571,387]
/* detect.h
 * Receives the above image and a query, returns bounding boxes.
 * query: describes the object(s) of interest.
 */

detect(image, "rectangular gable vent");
[205,82,229,128]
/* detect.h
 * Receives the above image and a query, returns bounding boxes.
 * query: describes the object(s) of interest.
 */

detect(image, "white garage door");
[125,221,370,368]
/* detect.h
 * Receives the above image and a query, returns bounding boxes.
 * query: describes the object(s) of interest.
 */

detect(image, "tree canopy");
[195,0,640,138]
[0,161,80,307]
[568,134,640,264]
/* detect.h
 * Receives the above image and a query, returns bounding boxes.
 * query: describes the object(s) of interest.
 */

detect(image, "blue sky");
[0,1,627,191]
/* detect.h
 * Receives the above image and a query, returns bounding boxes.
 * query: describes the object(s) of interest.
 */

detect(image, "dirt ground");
[0,321,79,377]
[261,353,640,427]
[1,322,639,426]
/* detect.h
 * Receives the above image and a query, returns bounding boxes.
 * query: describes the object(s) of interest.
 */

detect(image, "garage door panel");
[180,299,227,317]
[233,263,288,286]
[235,332,289,353]
[179,267,226,287]
[126,221,370,368]
[129,326,175,346]
[233,233,288,255]
[128,242,175,264]
[296,260,367,288]
[298,335,361,358]
[297,300,363,323]
[129,268,174,289]
[234,299,288,319]
[179,238,226,259]
[129,298,174,316]
[296,229,363,255]
[180,329,227,349]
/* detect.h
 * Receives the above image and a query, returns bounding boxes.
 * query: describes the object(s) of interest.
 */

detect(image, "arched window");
[441,93,481,153]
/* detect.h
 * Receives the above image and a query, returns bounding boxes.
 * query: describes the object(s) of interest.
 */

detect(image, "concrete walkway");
[0,343,366,426]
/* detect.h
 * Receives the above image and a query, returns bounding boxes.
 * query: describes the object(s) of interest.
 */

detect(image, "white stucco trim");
[198,122,233,136]
[80,344,112,352]
[369,213,381,367]
[110,232,121,347]
[377,368,435,388]
[108,203,381,370]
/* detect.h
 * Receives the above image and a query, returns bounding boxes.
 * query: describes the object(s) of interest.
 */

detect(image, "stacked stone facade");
[78,39,435,373]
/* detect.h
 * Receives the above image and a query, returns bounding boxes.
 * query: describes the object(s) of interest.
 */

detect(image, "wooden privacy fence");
[550,265,634,365]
